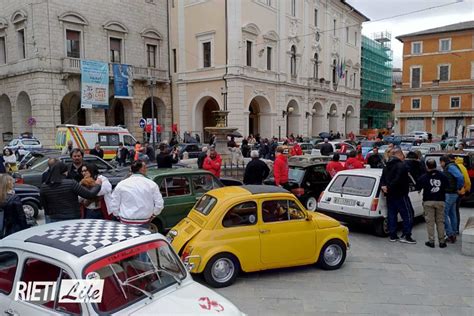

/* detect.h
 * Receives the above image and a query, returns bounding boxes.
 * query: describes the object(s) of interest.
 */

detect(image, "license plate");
[333,197,356,206]
[166,235,173,243]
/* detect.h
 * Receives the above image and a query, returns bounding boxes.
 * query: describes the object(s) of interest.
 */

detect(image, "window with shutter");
[0,37,6,64]
[411,67,420,88]
[66,30,81,58]
[439,65,449,81]
[110,38,122,63]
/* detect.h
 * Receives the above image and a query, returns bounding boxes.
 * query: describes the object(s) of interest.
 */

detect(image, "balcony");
[62,58,168,82]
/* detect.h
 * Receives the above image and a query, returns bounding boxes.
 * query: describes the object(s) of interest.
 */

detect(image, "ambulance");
[55,124,137,160]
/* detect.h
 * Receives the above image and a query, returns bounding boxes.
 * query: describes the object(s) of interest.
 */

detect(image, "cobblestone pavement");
[211,207,474,316]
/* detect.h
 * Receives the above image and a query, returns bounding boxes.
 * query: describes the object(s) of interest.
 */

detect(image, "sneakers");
[448,235,457,243]
[425,241,435,248]
[389,236,399,242]
[439,242,447,248]
[399,236,417,244]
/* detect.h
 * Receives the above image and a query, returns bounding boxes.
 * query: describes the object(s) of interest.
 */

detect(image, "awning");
[363,101,395,111]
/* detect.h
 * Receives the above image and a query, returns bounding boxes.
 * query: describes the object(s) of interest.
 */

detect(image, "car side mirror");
[306,213,313,221]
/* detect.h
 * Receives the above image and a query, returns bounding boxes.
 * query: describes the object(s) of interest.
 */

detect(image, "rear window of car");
[22,140,41,146]
[329,175,376,197]
[289,167,305,183]
[194,194,217,216]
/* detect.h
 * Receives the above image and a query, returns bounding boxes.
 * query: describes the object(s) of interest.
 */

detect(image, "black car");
[14,154,128,188]
[264,161,331,211]
[14,184,42,218]
[177,143,202,159]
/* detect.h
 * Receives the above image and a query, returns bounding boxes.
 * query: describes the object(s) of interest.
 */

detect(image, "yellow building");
[394,21,474,137]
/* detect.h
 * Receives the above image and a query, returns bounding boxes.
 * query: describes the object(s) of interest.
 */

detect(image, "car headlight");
[166,229,178,243]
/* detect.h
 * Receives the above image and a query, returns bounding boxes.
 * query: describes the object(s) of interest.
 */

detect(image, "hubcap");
[211,258,235,283]
[307,198,317,211]
[324,244,343,266]
[23,205,35,217]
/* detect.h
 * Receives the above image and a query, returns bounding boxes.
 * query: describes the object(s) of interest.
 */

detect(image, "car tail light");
[318,191,324,203]
[370,198,379,212]
[15,177,24,184]
[291,188,305,197]
[181,246,193,261]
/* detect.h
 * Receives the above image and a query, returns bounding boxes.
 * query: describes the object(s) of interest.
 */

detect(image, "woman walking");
[40,162,102,223]
[79,164,112,219]
[0,174,27,238]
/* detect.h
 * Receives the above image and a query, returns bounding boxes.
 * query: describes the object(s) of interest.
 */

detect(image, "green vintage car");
[148,168,224,233]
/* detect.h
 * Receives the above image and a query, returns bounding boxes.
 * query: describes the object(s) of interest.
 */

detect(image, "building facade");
[170,0,368,141]
[394,21,474,137]
[360,32,393,131]
[0,0,171,147]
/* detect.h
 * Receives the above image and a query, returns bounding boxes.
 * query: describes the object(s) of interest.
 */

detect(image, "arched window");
[313,53,319,79]
[290,45,296,77]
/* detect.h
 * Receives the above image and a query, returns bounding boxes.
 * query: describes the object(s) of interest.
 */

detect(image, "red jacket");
[345,157,364,170]
[326,161,345,178]
[273,154,289,185]
[290,144,303,156]
[203,155,222,178]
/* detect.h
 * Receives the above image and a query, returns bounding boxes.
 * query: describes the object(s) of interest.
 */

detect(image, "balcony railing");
[62,58,168,82]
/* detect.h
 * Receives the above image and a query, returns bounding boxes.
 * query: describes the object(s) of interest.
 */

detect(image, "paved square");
[213,207,474,316]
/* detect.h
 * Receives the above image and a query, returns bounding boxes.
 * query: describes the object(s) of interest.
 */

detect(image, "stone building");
[170,0,368,141]
[0,0,171,147]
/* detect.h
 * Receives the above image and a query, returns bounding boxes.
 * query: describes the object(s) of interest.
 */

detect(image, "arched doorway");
[0,94,13,145]
[106,97,126,126]
[344,105,355,136]
[194,96,220,143]
[142,97,165,142]
[286,99,299,137]
[328,103,338,133]
[61,92,86,125]
[311,102,323,137]
[17,92,32,133]
[248,96,272,137]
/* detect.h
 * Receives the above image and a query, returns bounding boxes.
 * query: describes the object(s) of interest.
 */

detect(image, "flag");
[341,59,346,79]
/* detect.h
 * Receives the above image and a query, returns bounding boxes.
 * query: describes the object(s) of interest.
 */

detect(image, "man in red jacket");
[326,153,345,177]
[345,150,364,169]
[273,146,289,186]
[203,148,222,178]
[290,143,303,156]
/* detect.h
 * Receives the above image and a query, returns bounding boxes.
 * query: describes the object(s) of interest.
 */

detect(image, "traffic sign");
[139,118,146,129]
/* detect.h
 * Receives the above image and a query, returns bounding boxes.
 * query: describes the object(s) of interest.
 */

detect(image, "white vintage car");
[0,220,244,315]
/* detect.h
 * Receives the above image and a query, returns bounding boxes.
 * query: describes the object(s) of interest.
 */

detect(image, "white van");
[317,169,423,236]
[55,124,137,160]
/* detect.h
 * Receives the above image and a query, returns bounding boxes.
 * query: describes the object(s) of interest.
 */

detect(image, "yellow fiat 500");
[167,185,349,288]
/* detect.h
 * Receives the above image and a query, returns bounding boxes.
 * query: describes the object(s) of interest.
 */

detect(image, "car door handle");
[5,309,19,316]
[259,229,270,234]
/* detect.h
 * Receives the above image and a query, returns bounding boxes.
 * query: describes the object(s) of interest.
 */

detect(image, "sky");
[346,0,474,68]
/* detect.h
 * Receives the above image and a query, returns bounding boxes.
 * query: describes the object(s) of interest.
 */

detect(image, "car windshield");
[360,141,375,147]
[289,167,305,183]
[30,158,49,172]
[85,240,186,314]
[329,175,376,197]
[22,139,40,146]
[194,194,217,215]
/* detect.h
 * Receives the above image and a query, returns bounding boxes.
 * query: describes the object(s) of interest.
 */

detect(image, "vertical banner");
[113,64,134,99]
[81,60,109,109]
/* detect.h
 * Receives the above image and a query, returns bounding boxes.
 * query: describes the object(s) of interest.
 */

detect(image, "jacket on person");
[40,179,101,220]
[156,152,178,168]
[0,156,5,173]
[326,161,345,178]
[381,156,410,198]
[243,158,270,185]
[290,144,303,156]
[0,194,28,238]
[116,147,129,165]
[345,157,364,170]
[273,154,289,185]
[67,163,83,182]
[89,148,104,159]
[443,162,464,194]
[366,153,384,168]
[455,157,471,193]
[404,158,426,184]
[416,170,448,202]
[203,155,222,178]
[197,151,207,169]
[320,143,334,156]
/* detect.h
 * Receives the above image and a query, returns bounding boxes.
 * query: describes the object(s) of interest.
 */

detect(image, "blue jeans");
[84,208,104,220]
[387,195,413,238]
[444,193,458,237]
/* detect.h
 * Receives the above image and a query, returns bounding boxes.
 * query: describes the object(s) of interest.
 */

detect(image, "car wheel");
[22,201,39,218]
[374,218,389,237]
[306,197,317,211]
[149,220,164,234]
[203,253,240,288]
[317,239,346,270]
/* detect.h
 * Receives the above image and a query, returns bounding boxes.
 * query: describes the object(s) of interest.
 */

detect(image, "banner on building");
[81,60,109,109]
[113,64,134,99]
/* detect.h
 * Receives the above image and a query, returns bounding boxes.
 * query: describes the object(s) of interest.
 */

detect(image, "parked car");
[147,169,226,233]
[4,137,42,160]
[408,131,429,140]
[264,161,331,211]
[18,149,62,170]
[317,169,424,236]
[298,143,315,154]
[0,220,244,315]
[359,140,385,158]
[176,143,202,159]
[311,142,355,156]
[288,154,331,164]
[167,185,349,287]
[14,183,42,218]
[14,154,128,188]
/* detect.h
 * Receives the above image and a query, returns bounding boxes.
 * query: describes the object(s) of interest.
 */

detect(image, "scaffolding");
[360,32,393,130]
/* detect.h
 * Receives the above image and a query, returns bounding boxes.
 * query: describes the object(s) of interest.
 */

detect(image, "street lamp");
[147,78,157,151]
[282,106,294,118]
[305,108,316,118]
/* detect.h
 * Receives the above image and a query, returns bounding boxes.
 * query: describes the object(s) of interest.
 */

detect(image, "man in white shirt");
[109,160,164,227]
